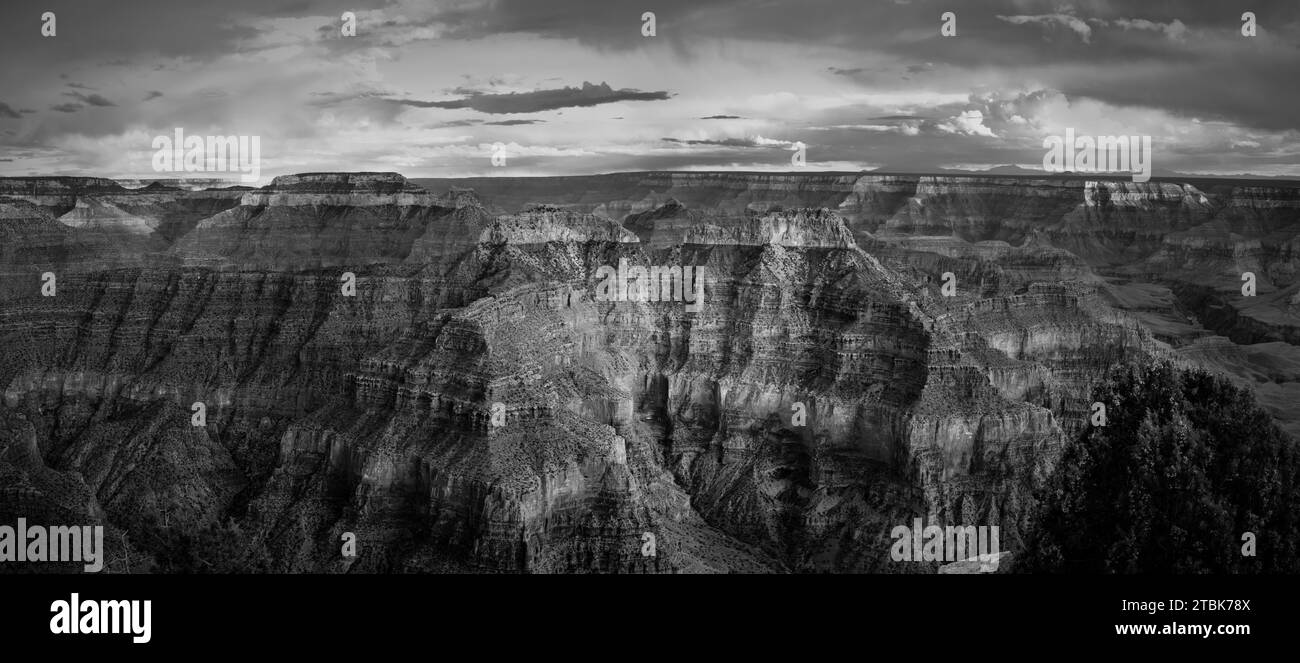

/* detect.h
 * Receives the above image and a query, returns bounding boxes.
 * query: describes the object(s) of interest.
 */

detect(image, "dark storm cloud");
[389,82,671,114]
[448,0,1291,61]
[1058,55,1299,132]
[5,0,1295,131]
[431,0,737,43]
[0,0,318,64]
[436,0,1300,132]
[1,0,1297,178]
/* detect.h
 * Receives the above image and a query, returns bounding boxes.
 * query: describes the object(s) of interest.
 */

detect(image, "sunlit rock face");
[1,172,1297,573]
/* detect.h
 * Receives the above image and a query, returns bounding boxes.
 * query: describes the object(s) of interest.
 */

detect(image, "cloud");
[430,119,482,128]
[439,74,535,97]
[50,103,84,113]
[484,119,544,125]
[387,82,671,114]
[997,14,1093,43]
[0,102,21,119]
[1,0,1297,179]
[936,109,997,137]
[662,135,797,149]
[65,92,116,107]
[1114,18,1189,41]
[143,91,164,101]
[813,121,923,136]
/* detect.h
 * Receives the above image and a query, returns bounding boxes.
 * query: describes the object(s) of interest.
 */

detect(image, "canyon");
[1,170,1297,573]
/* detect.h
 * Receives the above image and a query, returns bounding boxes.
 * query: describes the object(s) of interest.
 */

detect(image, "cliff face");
[173,173,491,271]
[2,171,1297,573]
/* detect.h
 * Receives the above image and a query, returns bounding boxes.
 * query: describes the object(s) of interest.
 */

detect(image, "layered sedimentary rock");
[174,172,491,270]
[2,171,1298,573]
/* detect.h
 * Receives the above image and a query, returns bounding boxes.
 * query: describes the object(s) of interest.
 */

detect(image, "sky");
[0,0,1297,182]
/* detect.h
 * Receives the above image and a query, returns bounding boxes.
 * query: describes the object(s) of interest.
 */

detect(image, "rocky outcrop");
[483,206,640,245]
[173,173,491,270]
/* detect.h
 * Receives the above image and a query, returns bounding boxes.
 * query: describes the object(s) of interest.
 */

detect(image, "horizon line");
[4,168,1300,186]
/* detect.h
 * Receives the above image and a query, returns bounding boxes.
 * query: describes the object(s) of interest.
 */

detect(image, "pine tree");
[1021,360,1300,573]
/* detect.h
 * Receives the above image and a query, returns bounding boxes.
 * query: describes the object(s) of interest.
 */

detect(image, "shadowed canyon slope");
[2,171,1298,573]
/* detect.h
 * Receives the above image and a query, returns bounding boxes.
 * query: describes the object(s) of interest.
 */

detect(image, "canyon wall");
[2,171,1297,572]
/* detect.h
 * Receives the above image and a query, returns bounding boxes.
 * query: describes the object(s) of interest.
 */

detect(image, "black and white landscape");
[1,1,1298,575]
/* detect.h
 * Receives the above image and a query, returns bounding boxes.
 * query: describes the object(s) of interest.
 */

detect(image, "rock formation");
[2,171,1297,573]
